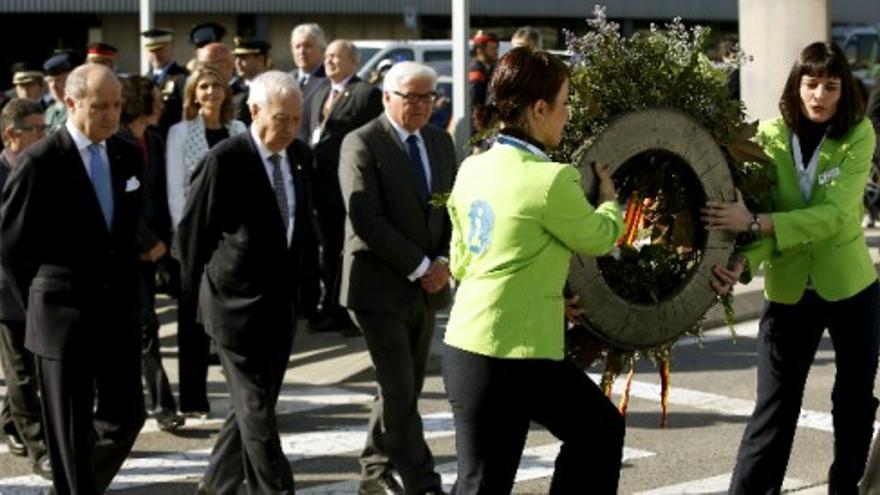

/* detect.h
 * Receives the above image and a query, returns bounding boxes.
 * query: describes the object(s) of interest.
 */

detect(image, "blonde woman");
[166,64,246,416]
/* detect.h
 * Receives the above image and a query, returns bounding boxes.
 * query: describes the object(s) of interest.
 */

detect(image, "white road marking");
[634,473,809,494]
[300,445,655,494]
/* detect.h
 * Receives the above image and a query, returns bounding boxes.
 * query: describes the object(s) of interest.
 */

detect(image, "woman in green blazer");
[703,42,879,494]
[443,48,624,494]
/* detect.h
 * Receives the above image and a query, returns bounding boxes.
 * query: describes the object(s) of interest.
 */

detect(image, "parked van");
[353,39,512,81]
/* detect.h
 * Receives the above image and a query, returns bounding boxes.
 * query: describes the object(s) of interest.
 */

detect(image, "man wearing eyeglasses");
[339,61,456,495]
[306,39,382,334]
[0,98,52,480]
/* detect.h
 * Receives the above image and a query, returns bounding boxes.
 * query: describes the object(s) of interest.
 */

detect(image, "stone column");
[738,0,830,121]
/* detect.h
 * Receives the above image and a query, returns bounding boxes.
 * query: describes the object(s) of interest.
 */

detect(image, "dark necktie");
[87,143,114,229]
[268,154,290,233]
[406,135,430,205]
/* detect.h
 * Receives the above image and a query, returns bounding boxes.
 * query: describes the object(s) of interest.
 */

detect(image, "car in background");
[353,39,512,81]
[832,25,879,89]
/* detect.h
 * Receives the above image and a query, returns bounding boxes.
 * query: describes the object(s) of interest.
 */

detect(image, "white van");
[353,39,512,80]
[354,40,453,80]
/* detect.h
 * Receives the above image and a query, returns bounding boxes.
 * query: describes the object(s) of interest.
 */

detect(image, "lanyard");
[496,134,551,162]
[791,133,824,203]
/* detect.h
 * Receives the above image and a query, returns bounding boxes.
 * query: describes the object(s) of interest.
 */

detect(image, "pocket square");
[125,176,141,192]
[818,166,840,186]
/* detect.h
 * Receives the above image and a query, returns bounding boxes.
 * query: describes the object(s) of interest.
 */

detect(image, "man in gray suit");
[339,61,455,495]
[290,23,327,143]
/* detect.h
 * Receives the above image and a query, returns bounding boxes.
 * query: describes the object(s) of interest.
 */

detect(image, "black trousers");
[442,344,624,495]
[176,288,210,413]
[202,331,295,495]
[317,208,347,322]
[139,261,177,414]
[0,319,46,462]
[38,314,146,494]
[350,299,441,494]
[729,282,880,495]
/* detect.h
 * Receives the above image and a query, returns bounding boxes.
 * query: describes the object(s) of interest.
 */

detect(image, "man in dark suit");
[0,98,51,479]
[289,23,327,142]
[178,70,319,495]
[339,61,455,495]
[0,63,146,494]
[307,39,382,332]
[143,28,189,138]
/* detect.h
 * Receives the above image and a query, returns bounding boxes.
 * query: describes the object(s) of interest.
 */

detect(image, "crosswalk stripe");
[300,445,655,494]
[633,473,808,494]
[586,371,876,434]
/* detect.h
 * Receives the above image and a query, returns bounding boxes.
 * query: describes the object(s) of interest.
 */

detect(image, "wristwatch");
[748,213,761,234]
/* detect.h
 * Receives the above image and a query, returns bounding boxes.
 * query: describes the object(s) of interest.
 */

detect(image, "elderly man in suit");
[339,61,455,495]
[0,98,52,479]
[0,63,147,494]
[307,39,383,332]
[179,70,319,495]
[290,23,327,142]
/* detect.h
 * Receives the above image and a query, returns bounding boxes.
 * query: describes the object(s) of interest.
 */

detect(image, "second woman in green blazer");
[443,48,624,494]
[703,41,879,494]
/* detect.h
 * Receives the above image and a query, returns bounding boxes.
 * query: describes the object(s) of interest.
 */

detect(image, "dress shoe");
[1,427,27,457]
[180,410,210,420]
[420,490,448,495]
[195,479,216,494]
[33,454,52,480]
[308,314,340,332]
[154,411,186,432]
[358,472,404,495]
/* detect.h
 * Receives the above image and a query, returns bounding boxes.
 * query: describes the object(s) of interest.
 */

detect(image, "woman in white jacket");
[166,63,246,416]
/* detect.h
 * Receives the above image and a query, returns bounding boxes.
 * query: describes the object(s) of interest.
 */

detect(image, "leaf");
[725,139,772,164]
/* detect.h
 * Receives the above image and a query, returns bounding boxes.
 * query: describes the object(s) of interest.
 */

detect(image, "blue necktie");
[405,135,429,205]
[87,143,114,229]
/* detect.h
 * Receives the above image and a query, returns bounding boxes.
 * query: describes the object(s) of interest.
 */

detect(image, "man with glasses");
[339,61,456,495]
[0,98,52,480]
[305,39,382,334]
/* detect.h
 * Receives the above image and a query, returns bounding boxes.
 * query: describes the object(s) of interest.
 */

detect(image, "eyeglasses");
[392,91,437,104]
[16,124,48,134]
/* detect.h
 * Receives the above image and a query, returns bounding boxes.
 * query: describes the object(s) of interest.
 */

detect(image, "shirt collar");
[250,126,288,164]
[65,119,105,152]
[330,75,354,94]
[385,112,423,145]
[495,133,551,162]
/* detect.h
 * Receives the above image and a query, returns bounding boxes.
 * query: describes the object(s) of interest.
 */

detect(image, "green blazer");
[742,117,877,304]
[444,143,623,360]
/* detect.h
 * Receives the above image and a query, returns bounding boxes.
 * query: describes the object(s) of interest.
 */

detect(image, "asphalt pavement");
[1,229,880,494]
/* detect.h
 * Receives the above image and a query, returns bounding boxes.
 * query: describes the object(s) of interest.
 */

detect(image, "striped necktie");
[268,153,290,232]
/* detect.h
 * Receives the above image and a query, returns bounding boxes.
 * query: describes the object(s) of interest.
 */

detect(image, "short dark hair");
[779,41,864,139]
[120,75,157,124]
[0,98,44,146]
[473,47,570,132]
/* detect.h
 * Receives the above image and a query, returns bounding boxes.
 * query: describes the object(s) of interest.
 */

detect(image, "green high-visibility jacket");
[444,143,623,360]
[742,116,878,303]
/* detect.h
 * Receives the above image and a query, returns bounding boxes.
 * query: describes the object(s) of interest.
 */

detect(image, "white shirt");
[329,75,354,96]
[383,113,435,281]
[250,126,296,245]
[385,111,432,191]
[65,120,110,181]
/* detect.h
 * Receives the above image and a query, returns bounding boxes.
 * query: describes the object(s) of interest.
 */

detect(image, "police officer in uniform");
[43,52,75,134]
[231,37,272,127]
[143,28,189,138]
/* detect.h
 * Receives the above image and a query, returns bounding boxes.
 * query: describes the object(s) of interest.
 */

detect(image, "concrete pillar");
[139,0,153,75]
[738,0,830,121]
[451,0,470,160]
